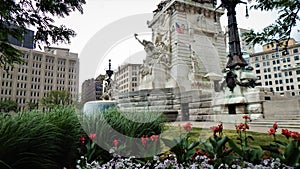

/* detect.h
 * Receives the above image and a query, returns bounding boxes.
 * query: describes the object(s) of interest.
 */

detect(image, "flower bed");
[77,116,299,169]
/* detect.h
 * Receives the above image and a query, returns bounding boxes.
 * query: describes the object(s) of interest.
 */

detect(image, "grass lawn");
[163,126,289,148]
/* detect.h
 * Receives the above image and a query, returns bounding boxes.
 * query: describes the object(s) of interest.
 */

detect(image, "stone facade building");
[81,75,105,104]
[250,39,300,96]
[0,46,79,111]
[114,64,141,94]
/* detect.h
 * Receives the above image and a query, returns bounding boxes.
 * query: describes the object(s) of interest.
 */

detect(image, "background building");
[7,26,35,49]
[114,64,141,94]
[81,78,96,104]
[81,75,105,104]
[250,38,300,96]
[0,46,79,111]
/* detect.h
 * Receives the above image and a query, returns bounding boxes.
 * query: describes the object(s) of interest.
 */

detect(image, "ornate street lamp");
[105,59,114,87]
[213,0,254,92]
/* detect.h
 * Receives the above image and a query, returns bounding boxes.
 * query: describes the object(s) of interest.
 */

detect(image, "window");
[285,72,288,76]
[255,57,259,61]
[294,55,299,61]
[286,79,289,83]
[297,77,300,82]
[264,75,268,79]
[287,86,290,90]
[293,48,299,54]
[297,70,300,75]
[255,63,260,68]
[272,54,275,58]
[256,70,260,74]
[273,60,276,65]
[282,58,286,63]
[282,50,289,55]
[265,82,268,86]
[290,78,294,83]
[287,58,291,62]
[291,85,295,90]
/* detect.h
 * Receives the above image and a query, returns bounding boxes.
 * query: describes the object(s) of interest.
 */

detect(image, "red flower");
[113,139,119,147]
[141,135,148,146]
[183,122,192,132]
[273,122,278,130]
[268,128,276,135]
[236,123,249,131]
[150,135,159,142]
[282,129,291,138]
[289,131,300,140]
[210,123,223,136]
[80,135,85,144]
[242,115,250,120]
[218,123,223,133]
[210,126,220,133]
[244,123,250,130]
[88,133,96,140]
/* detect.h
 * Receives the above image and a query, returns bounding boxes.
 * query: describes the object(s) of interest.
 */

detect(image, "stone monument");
[128,0,228,120]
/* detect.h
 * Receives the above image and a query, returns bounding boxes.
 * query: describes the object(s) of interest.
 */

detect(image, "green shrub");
[78,108,167,159]
[0,106,83,169]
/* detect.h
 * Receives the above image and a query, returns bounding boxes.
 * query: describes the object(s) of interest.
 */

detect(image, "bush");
[78,108,167,160]
[0,107,83,169]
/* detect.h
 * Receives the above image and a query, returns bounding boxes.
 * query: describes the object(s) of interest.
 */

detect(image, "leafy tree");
[243,0,300,47]
[40,90,72,109]
[0,0,86,69]
[0,100,18,113]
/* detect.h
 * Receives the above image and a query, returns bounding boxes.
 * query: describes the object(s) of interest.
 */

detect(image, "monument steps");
[249,119,300,130]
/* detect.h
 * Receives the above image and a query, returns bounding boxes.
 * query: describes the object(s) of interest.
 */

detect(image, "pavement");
[168,121,300,133]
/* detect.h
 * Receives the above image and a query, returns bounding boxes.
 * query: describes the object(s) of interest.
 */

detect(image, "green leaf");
[216,136,229,152]
[228,139,244,157]
[283,140,300,166]
[161,138,177,149]
[247,135,255,141]
[187,141,200,151]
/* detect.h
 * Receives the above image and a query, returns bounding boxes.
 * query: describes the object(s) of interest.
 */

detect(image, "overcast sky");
[51,0,299,87]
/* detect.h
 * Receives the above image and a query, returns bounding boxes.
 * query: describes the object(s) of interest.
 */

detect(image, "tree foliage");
[0,100,18,113]
[40,90,72,109]
[243,0,300,47]
[0,0,86,69]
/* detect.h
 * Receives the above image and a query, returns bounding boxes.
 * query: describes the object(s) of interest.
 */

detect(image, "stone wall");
[263,98,300,120]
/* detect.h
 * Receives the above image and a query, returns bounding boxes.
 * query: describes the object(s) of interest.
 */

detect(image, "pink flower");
[113,139,119,147]
[80,135,85,144]
[88,133,96,140]
[183,122,192,132]
[150,135,159,142]
[141,135,148,146]
[268,128,276,135]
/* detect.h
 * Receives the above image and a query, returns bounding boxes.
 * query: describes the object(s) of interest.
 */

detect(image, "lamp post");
[105,59,114,87]
[221,0,248,69]
[212,0,252,92]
